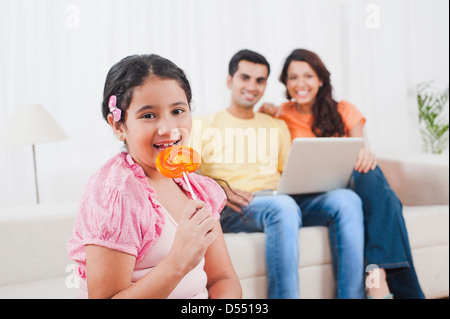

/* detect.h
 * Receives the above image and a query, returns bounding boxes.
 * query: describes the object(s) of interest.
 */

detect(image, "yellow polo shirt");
[190,110,291,193]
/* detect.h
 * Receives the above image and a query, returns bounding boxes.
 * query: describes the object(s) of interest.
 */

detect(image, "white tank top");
[77,207,208,299]
[132,207,208,298]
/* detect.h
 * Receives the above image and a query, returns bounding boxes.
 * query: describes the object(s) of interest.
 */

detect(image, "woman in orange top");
[260,49,424,299]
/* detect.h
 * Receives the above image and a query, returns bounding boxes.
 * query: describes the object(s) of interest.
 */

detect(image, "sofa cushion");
[403,205,449,249]
[0,276,76,299]
[378,154,449,206]
[224,225,332,280]
[0,202,78,286]
[224,205,449,291]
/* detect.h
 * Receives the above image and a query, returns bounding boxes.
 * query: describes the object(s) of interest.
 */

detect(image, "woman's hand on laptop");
[225,188,254,213]
[354,148,377,173]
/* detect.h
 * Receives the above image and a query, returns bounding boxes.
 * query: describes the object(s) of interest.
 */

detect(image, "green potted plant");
[417,82,449,154]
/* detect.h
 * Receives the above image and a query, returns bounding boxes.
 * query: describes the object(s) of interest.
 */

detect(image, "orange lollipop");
[156,145,201,199]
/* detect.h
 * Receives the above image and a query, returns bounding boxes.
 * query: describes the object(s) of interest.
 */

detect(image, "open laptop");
[254,137,364,196]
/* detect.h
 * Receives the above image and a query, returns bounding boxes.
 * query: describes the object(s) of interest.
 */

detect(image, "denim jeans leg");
[292,189,366,299]
[220,194,301,298]
[350,166,425,299]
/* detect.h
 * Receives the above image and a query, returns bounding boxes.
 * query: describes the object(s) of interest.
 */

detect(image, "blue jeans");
[350,166,425,299]
[220,189,365,299]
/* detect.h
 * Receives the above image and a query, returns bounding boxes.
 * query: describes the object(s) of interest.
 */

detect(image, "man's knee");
[265,194,301,226]
[325,189,364,221]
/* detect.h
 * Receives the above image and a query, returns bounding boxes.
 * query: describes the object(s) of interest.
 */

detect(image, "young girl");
[67,54,242,299]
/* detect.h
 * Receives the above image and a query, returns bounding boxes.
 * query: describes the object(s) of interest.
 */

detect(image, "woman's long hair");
[279,49,346,137]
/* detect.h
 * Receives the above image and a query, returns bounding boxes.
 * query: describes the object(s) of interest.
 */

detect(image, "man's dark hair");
[228,49,270,77]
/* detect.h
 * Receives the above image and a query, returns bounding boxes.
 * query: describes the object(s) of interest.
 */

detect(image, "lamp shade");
[0,104,69,145]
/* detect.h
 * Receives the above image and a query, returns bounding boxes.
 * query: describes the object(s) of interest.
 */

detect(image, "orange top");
[277,100,366,140]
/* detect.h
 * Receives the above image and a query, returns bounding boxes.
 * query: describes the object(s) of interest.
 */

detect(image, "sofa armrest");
[377,153,449,206]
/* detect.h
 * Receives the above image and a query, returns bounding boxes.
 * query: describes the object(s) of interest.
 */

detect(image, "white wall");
[0,0,448,207]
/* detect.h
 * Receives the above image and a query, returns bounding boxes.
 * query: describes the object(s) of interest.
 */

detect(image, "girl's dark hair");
[101,54,192,123]
[279,49,346,137]
[214,178,250,223]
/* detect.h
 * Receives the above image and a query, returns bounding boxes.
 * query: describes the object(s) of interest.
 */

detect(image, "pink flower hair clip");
[109,95,121,122]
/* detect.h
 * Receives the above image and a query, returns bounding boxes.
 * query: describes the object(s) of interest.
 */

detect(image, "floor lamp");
[0,104,69,204]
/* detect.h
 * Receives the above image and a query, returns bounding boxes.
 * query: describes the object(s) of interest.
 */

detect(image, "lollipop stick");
[182,171,197,200]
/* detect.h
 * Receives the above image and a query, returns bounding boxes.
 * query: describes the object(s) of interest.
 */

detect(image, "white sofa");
[0,154,448,299]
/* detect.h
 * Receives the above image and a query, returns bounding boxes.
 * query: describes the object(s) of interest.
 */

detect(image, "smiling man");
[194,49,366,299]
[196,50,290,195]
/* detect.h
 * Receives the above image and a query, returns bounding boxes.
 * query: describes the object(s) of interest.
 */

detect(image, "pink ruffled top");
[67,152,226,293]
